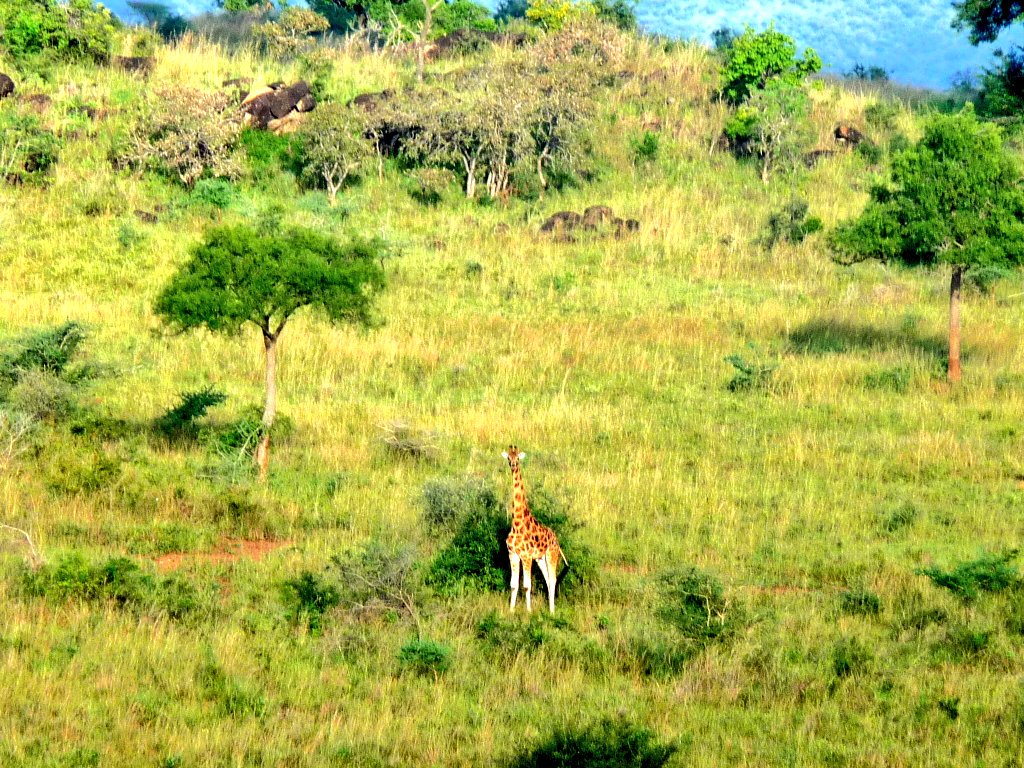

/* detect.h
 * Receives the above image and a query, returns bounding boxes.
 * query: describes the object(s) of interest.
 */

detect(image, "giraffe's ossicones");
[502,444,567,614]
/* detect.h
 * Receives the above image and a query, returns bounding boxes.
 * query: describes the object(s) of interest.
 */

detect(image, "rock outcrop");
[0,74,14,99]
[540,206,640,241]
[241,80,316,134]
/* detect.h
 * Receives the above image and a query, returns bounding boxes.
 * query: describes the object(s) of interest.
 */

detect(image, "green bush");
[190,178,239,210]
[397,638,452,677]
[719,26,822,104]
[761,197,822,250]
[629,131,660,165]
[0,108,60,185]
[331,541,422,627]
[21,553,204,618]
[155,386,228,439]
[281,571,341,632]
[831,637,871,678]
[618,627,695,678]
[724,349,778,392]
[509,718,676,768]
[657,566,739,646]
[0,322,88,392]
[421,475,499,532]
[839,588,882,616]
[0,0,119,63]
[934,625,992,662]
[240,128,300,180]
[918,551,1019,601]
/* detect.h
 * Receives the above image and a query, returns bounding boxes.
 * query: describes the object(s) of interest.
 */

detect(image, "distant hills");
[103,0,1021,89]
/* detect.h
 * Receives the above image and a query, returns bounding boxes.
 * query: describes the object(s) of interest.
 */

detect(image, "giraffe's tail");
[556,546,569,576]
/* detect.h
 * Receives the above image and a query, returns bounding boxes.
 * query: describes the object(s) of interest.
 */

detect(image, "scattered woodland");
[2,0,1024,765]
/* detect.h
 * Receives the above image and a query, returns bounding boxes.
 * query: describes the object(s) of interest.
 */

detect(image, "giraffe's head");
[501,444,526,468]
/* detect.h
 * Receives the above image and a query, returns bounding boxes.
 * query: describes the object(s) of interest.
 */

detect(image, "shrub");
[21,553,203,618]
[297,103,372,206]
[918,551,1019,601]
[397,638,452,677]
[618,627,695,678]
[742,81,816,182]
[761,197,822,250]
[421,476,499,532]
[190,178,239,210]
[331,541,422,628]
[281,571,340,632]
[719,26,822,104]
[254,6,329,57]
[966,264,1013,295]
[241,128,298,180]
[0,108,60,185]
[297,49,334,101]
[657,567,738,646]
[934,625,991,662]
[831,637,871,677]
[155,386,228,439]
[629,131,659,164]
[435,0,500,34]
[378,420,439,461]
[724,349,777,392]
[126,87,242,187]
[509,718,675,768]
[525,0,594,31]
[0,0,118,63]
[405,168,455,206]
[839,588,882,616]
[0,322,87,389]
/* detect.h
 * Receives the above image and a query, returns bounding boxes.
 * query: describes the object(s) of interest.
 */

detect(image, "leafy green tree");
[976,46,1024,117]
[719,26,821,104]
[495,0,528,21]
[829,109,1024,383]
[297,103,373,205]
[0,0,119,63]
[953,0,1024,43]
[590,0,636,32]
[154,225,387,478]
[525,0,594,31]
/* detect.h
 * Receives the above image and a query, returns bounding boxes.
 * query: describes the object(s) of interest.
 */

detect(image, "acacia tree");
[829,109,1024,383]
[154,225,387,478]
[298,103,373,205]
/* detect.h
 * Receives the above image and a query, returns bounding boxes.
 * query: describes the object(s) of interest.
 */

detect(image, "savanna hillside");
[1,2,1024,766]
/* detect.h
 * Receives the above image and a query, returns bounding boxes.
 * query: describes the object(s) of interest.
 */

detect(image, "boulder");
[242,81,313,130]
[0,74,14,99]
[834,123,867,146]
[267,112,306,135]
[582,205,615,228]
[349,89,395,112]
[615,218,641,237]
[295,93,317,113]
[540,211,584,233]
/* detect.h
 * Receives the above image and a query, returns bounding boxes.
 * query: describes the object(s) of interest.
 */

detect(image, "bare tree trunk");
[948,264,963,384]
[256,329,278,480]
[416,1,432,85]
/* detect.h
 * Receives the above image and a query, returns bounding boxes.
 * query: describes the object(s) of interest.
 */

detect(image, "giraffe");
[502,445,567,613]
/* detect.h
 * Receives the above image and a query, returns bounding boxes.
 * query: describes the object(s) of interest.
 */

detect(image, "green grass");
[1,29,1024,768]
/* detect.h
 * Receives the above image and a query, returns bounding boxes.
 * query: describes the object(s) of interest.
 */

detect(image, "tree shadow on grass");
[787,318,951,362]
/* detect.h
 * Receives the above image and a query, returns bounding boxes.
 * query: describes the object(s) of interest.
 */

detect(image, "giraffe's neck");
[510,465,529,521]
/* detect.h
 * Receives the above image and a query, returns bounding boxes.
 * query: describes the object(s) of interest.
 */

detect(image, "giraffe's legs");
[537,556,556,614]
[522,558,533,612]
[509,551,521,611]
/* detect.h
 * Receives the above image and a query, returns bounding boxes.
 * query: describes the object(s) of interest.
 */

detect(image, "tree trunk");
[256,330,278,481]
[948,264,963,384]
[416,2,431,85]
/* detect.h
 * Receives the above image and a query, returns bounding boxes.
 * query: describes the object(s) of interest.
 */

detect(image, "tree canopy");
[719,26,821,105]
[830,110,1024,272]
[154,225,386,339]
[953,0,1024,43]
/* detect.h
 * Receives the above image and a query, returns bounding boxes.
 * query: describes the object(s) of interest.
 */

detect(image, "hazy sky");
[104,0,1022,89]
